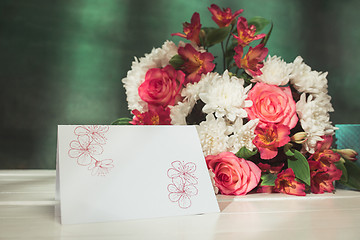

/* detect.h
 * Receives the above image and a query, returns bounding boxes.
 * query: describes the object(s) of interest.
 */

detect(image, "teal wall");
[1,0,359,168]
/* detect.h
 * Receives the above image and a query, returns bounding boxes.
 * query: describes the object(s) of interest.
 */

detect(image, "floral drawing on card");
[167,161,198,209]
[68,125,114,176]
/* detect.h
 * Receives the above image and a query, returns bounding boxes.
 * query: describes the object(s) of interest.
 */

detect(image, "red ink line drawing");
[68,135,103,166]
[167,161,198,209]
[167,161,198,185]
[68,125,114,176]
[88,159,114,176]
[74,125,109,145]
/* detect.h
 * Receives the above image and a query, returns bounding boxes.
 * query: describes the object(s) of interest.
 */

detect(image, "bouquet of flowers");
[115,4,360,196]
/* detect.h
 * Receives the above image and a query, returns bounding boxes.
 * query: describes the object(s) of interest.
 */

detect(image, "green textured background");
[1,0,359,169]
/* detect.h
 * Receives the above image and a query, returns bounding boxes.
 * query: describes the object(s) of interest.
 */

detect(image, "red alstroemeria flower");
[233,17,266,47]
[308,135,341,168]
[208,4,243,28]
[178,43,215,84]
[234,44,268,76]
[307,135,343,194]
[309,161,342,194]
[253,123,290,160]
[258,162,285,174]
[130,106,171,125]
[274,168,306,196]
[171,12,202,45]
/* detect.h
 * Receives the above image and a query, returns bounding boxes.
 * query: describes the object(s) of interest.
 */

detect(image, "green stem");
[221,41,226,72]
[224,24,235,71]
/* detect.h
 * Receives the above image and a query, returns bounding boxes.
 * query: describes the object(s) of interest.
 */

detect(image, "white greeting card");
[56,125,219,224]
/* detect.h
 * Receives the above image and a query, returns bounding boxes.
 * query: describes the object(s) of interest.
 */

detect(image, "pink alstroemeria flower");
[130,106,171,125]
[233,17,266,47]
[234,44,268,76]
[308,135,340,168]
[74,125,109,145]
[68,135,103,166]
[88,159,114,176]
[307,135,342,194]
[167,161,198,185]
[178,43,215,84]
[274,168,306,196]
[309,161,342,194]
[208,4,243,28]
[253,123,290,159]
[168,177,198,209]
[171,12,202,45]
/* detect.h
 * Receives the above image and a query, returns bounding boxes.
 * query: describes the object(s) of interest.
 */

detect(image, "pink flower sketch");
[68,125,114,176]
[167,161,198,209]
[74,125,109,145]
[167,161,198,184]
[88,159,114,176]
[168,177,198,209]
[68,135,103,166]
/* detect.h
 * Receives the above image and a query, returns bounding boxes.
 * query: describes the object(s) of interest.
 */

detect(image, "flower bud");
[291,132,308,144]
[335,149,358,162]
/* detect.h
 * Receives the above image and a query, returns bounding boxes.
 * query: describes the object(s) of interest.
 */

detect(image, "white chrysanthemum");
[296,93,336,153]
[122,40,181,112]
[169,101,193,125]
[199,70,252,122]
[170,74,211,125]
[252,55,293,86]
[290,56,329,95]
[228,118,259,153]
[196,114,230,156]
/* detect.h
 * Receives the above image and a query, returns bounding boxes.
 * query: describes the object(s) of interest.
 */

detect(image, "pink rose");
[246,82,298,129]
[206,152,261,195]
[138,65,185,107]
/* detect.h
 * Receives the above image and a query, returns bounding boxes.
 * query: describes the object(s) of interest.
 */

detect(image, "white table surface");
[0,170,359,240]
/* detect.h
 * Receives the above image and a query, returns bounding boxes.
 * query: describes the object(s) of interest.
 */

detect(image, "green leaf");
[287,149,311,186]
[260,173,277,186]
[235,146,258,159]
[260,22,273,47]
[248,16,270,33]
[203,26,231,48]
[169,54,184,70]
[334,160,348,183]
[111,117,132,125]
[340,158,360,190]
[284,144,295,157]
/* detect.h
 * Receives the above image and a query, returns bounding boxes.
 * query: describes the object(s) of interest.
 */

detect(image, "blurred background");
[1,0,359,169]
